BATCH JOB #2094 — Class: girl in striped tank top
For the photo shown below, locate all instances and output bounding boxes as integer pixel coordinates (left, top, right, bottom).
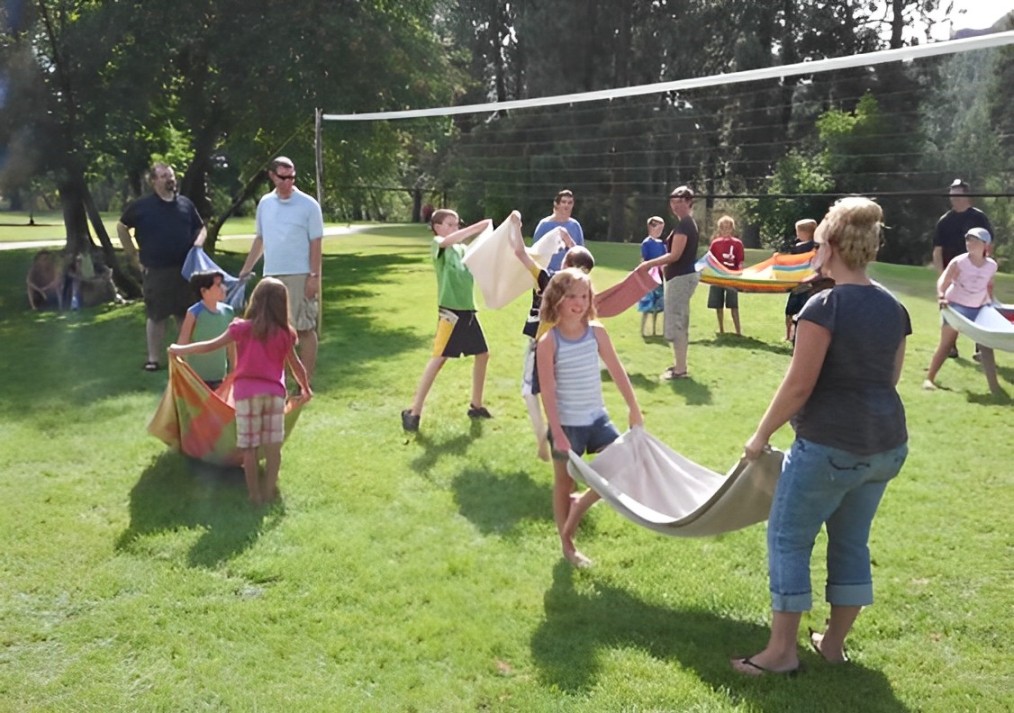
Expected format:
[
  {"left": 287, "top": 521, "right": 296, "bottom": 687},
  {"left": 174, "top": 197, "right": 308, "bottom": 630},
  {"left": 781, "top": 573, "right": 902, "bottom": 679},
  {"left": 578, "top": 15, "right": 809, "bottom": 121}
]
[{"left": 537, "top": 268, "right": 643, "bottom": 568}]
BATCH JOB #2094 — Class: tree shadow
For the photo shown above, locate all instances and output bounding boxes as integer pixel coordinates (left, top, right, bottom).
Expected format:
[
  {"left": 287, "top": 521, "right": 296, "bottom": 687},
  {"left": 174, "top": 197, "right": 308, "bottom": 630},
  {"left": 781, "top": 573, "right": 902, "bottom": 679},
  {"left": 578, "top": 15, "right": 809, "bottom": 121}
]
[
  {"left": 451, "top": 466, "right": 551, "bottom": 537},
  {"left": 0, "top": 249, "right": 424, "bottom": 417},
  {"left": 531, "top": 562, "right": 910, "bottom": 712},
  {"left": 115, "top": 451, "right": 281, "bottom": 568}
]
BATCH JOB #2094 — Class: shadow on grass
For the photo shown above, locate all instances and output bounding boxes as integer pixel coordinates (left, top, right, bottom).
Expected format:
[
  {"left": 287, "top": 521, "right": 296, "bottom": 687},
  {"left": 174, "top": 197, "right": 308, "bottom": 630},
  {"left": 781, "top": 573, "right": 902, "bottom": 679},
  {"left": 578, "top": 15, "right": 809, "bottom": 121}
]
[
  {"left": 452, "top": 466, "right": 550, "bottom": 536},
  {"left": 116, "top": 451, "right": 281, "bottom": 568},
  {"left": 0, "top": 249, "right": 424, "bottom": 417},
  {"left": 409, "top": 430, "right": 477, "bottom": 476},
  {"left": 698, "top": 333, "right": 795, "bottom": 356},
  {"left": 531, "top": 562, "right": 909, "bottom": 712}
]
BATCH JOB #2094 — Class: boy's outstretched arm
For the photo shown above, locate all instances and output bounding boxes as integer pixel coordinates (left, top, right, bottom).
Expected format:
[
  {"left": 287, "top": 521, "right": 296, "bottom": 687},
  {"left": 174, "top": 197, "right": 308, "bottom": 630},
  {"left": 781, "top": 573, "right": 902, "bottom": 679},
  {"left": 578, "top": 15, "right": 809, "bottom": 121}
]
[{"left": 436, "top": 218, "right": 493, "bottom": 248}]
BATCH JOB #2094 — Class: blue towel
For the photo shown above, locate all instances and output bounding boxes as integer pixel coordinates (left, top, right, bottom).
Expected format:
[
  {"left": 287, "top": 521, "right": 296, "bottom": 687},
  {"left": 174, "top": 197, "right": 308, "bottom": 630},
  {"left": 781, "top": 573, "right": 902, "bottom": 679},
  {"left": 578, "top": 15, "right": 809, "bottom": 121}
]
[{"left": 181, "top": 247, "right": 249, "bottom": 310}]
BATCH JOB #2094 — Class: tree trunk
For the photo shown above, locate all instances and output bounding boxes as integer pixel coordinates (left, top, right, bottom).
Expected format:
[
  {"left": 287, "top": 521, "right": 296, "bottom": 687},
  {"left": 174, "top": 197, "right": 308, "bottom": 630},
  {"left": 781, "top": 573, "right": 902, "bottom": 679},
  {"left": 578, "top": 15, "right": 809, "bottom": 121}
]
[
  {"left": 59, "top": 176, "right": 94, "bottom": 257},
  {"left": 83, "top": 186, "right": 141, "bottom": 298},
  {"left": 204, "top": 169, "right": 268, "bottom": 253}
]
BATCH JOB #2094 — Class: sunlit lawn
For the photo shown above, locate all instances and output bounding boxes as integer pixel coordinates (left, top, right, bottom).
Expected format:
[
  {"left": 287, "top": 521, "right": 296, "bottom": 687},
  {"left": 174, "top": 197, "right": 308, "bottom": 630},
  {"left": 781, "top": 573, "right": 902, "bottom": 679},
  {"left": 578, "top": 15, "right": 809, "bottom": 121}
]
[{"left": 0, "top": 227, "right": 1011, "bottom": 711}]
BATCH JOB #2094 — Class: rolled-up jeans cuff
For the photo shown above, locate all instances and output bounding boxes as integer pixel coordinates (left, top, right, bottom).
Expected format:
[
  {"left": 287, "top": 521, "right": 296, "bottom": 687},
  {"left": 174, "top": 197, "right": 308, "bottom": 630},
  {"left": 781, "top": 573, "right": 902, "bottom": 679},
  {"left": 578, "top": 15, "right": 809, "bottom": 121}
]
[
  {"left": 771, "top": 591, "right": 812, "bottom": 613},
  {"left": 826, "top": 582, "right": 873, "bottom": 607}
]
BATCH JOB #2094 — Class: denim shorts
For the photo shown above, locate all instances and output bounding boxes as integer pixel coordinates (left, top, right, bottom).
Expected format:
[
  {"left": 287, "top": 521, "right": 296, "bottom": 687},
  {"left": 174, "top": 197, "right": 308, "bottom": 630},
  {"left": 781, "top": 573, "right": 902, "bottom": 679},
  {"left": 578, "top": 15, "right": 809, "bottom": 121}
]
[
  {"left": 549, "top": 414, "right": 620, "bottom": 461},
  {"left": 767, "top": 438, "right": 908, "bottom": 612},
  {"left": 947, "top": 302, "right": 982, "bottom": 322}
]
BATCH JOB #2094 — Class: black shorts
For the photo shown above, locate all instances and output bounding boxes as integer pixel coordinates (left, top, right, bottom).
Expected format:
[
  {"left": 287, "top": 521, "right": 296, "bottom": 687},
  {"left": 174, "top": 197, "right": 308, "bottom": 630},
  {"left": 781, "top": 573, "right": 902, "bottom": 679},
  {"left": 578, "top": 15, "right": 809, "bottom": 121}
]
[
  {"left": 785, "top": 289, "right": 810, "bottom": 316},
  {"left": 707, "top": 285, "right": 739, "bottom": 309},
  {"left": 432, "top": 308, "right": 488, "bottom": 358},
  {"left": 143, "top": 266, "right": 192, "bottom": 321}
]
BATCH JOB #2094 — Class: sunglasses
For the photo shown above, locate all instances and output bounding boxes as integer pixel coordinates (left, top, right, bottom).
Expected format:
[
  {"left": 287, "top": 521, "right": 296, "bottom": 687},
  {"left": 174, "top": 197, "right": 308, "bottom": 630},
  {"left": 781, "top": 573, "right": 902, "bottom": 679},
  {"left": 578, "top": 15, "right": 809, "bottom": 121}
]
[{"left": 274, "top": 173, "right": 296, "bottom": 182}]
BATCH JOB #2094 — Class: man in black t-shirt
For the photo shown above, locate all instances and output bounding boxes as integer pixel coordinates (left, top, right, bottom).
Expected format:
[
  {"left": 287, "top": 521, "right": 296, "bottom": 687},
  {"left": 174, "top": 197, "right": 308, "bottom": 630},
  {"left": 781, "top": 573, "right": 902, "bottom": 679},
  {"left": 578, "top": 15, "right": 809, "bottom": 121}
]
[
  {"left": 117, "top": 163, "right": 206, "bottom": 371},
  {"left": 932, "top": 178, "right": 993, "bottom": 359}
]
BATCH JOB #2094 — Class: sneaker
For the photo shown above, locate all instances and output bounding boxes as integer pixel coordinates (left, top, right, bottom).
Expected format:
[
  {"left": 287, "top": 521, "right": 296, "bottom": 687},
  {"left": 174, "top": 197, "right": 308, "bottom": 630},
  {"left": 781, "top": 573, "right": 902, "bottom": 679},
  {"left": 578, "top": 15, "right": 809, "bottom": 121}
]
[
  {"left": 467, "top": 404, "right": 493, "bottom": 419},
  {"left": 948, "top": 347, "right": 959, "bottom": 359},
  {"left": 922, "top": 379, "right": 937, "bottom": 391},
  {"left": 401, "top": 409, "right": 420, "bottom": 432}
]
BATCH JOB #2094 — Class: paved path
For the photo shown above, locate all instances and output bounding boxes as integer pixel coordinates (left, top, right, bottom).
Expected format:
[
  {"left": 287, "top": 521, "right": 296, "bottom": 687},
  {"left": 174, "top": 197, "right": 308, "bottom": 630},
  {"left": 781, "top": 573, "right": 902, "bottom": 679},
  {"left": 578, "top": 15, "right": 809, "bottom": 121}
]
[{"left": 1, "top": 224, "right": 368, "bottom": 251}]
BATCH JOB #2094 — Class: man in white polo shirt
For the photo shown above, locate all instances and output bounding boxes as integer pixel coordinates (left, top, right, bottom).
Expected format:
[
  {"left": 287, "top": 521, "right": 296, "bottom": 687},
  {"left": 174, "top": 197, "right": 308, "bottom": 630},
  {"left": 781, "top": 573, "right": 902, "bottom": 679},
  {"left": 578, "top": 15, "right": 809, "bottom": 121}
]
[{"left": 240, "top": 156, "right": 324, "bottom": 379}]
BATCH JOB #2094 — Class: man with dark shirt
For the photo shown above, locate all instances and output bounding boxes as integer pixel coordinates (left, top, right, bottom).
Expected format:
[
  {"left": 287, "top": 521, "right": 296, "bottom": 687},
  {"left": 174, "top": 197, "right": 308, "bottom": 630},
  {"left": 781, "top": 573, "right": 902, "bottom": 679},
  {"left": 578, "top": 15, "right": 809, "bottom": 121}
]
[
  {"left": 932, "top": 178, "right": 993, "bottom": 358},
  {"left": 117, "top": 163, "right": 206, "bottom": 371}
]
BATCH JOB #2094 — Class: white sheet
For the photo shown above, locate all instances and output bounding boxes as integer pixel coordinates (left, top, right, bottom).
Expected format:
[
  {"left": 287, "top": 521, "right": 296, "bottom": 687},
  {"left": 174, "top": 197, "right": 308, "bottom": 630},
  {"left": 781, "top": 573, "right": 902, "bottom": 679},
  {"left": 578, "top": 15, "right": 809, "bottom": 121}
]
[
  {"left": 462, "top": 220, "right": 564, "bottom": 309},
  {"left": 941, "top": 304, "right": 1014, "bottom": 353},
  {"left": 568, "top": 427, "right": 783, "bottom": 537}
]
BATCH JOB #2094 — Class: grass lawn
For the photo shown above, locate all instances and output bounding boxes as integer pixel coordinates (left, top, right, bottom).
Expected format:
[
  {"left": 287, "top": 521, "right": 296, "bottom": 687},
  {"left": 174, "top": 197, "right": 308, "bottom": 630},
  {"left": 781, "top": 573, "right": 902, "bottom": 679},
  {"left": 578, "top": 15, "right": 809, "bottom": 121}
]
[
  {"left": 0, "top": 212, "right": 262, "bottom": 243},
  {"left": 0, "top": 226, "right": 1011, "bottom": 712}
]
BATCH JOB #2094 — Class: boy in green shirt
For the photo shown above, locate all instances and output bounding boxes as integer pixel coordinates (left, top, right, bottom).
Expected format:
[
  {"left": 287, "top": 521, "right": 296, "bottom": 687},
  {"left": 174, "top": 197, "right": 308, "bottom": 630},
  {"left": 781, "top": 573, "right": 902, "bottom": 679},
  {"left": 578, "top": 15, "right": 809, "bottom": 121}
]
[{"left": 402, "top": 209, "right": 493, "bottom": 432}]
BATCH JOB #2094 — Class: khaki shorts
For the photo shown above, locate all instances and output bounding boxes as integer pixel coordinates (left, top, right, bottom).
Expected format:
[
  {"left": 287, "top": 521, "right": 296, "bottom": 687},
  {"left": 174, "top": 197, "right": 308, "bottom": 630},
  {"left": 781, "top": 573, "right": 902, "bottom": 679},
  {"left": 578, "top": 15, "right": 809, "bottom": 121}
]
[
  {"left": 275, "top": 274, "right": 319, "bottom": 332},
  {"left": 663, "top": 272, "right": 700, "bottom": 342}
]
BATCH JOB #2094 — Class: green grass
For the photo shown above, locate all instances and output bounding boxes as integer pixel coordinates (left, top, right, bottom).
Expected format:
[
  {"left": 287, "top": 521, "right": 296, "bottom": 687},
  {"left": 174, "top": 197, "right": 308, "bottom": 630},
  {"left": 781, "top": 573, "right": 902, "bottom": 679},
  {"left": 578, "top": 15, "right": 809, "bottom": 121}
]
[{"left": 0, "top": 228, "right": 1011, "bottom": 712}]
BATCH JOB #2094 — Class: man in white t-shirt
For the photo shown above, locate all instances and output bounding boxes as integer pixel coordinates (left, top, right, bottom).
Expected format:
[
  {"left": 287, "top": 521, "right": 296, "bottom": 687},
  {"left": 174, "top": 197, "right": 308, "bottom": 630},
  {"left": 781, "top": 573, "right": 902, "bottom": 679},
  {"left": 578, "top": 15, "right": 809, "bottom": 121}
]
[{"left": 240, "top": 156, "right": 324, "bottom": 379}]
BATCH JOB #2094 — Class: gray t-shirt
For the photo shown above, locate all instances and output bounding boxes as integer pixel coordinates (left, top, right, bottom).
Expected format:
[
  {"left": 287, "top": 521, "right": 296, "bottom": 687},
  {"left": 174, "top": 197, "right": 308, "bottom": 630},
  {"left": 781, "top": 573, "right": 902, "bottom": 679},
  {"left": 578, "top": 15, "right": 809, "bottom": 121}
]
[{"left": 792, "top": 283, "right": 910, "bottom": 455}]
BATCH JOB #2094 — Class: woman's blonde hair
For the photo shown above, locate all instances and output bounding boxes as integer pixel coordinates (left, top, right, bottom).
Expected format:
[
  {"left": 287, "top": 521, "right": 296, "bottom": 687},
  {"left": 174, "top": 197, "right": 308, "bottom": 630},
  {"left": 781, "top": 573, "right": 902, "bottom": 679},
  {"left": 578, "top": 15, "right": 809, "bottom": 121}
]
[
  {"left": 245, "top": 277, "right": 295, "bottom": 340},
  {"left": 815, "top": 197, "right": 883, "bottom": 270},
  {"left": 716, "top": 214, "right": 736, "bottom": 232},
  {"left": 539, "top": 268, "right": 596, "bottom": 324}
]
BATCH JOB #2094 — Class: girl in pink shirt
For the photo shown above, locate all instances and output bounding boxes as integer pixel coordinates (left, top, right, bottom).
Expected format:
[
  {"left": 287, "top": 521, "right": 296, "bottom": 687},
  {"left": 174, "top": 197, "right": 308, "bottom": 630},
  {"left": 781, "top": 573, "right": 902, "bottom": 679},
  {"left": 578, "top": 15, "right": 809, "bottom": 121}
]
[
  {"left": 170, "top": 277, "right": 312, "bottom": 504},
  {"left": 924, "top": 228, "right": 1001, "bottom": 394}
]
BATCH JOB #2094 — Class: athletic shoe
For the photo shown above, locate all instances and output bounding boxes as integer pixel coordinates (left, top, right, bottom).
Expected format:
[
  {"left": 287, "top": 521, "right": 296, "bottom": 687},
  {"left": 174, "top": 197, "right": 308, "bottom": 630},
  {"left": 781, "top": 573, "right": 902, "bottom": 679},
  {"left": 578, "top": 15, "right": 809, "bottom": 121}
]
[
  {"left": 401, "top": 409, "right": 420, "bottom": 432},
  {"left": 467, "top": 405, "right": 492, "bottom": 419},
  {"left": 948, "top": 347, "right": 959, "bottom": 359}
]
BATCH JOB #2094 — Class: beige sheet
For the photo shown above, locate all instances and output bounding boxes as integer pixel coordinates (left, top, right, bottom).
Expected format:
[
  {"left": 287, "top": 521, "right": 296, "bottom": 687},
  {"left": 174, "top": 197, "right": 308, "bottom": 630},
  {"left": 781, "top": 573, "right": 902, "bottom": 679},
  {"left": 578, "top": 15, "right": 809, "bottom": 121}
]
[
  {"left": 568, "top": 426, "right": 783, "bottom": 537},
  {"left": 462, "top": 220, "right": 564, "bottom": 309}
]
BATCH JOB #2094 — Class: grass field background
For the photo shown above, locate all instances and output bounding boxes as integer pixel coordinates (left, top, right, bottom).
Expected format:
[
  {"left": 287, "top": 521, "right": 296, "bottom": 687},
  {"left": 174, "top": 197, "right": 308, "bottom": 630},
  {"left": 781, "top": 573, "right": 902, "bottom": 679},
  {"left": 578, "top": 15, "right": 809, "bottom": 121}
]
[{"left": 1, "top": 223, "right": 1011, "bottom": 711}]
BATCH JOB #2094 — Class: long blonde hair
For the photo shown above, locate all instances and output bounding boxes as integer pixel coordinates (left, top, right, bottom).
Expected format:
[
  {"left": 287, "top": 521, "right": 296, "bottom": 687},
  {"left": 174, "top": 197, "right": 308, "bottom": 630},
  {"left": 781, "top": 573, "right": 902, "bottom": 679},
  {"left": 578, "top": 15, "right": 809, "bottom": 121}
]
[
  {"left": 244, "top": 277, "right": 296, "bottom": 340},
  {"left": 539, "top": 268, "right": 596, "bottom": 324}
]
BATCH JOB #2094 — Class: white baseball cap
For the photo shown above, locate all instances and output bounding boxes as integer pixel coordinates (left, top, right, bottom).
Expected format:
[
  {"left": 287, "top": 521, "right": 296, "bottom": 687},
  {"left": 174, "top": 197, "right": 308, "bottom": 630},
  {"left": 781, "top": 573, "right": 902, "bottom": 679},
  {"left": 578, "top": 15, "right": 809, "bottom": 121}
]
[{"left": 965, "top": 227, "right": 991, "bottom": 245}]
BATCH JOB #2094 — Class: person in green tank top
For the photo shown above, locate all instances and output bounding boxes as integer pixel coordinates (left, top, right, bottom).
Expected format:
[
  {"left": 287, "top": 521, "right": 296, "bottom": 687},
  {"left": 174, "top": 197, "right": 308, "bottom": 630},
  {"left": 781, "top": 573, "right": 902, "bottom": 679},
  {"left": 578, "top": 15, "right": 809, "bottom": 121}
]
[
  {"left": 176, "top": 271, "right": 235, "bottom": 389},
  {"left": 401, "top": 209, "right": 494, "bottom": 433}
]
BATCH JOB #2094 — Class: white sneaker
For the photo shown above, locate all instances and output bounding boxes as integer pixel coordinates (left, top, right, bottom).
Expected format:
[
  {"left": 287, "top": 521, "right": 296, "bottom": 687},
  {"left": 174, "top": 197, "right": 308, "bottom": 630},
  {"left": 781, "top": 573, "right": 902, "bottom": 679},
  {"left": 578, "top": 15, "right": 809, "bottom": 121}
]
[{"left": 922, "top": 379, "right": 937, "bottom": 391}]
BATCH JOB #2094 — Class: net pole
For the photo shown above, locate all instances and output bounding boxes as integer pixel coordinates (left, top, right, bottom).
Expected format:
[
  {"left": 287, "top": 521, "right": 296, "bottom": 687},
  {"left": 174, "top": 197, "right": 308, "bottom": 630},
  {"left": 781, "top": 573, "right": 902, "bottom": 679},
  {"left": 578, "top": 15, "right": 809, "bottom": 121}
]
[{"left": 314, "top": 107, "right": 324, "bottom": 343}]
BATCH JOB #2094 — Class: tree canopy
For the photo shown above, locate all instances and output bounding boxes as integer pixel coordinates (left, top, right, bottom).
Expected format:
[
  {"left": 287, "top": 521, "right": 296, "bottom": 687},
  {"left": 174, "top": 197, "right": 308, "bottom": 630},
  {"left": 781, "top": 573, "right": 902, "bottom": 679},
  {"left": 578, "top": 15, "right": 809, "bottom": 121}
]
[{"left": 1, "top": 1, "right": 1011, "bottom": 270}]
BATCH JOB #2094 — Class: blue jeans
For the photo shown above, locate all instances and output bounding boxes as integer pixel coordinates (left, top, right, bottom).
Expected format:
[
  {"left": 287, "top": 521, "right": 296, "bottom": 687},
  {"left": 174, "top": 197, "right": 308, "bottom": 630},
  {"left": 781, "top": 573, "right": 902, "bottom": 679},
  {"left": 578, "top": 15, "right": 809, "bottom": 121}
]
[{"left": 768, "top": 438, "right": 908, "bottom": 612}]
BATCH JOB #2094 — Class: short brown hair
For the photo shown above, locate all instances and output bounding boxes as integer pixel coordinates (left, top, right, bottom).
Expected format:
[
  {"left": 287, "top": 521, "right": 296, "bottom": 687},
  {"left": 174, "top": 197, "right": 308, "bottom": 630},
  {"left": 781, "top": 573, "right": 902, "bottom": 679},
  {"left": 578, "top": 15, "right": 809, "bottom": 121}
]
[
  {"left": 429, "top": 208, "right": 459, "bottom": 233},
  {"left": 554, "top": 189, "right": 575, "bottom": 205},
  {"left": 189, "top": 270, "right": 224, "bottom": 295},
  {"left": 562, "top": 245, "right": 595, "bottom": 272},
  {"left": 270, "top": 156, "right": 295, "bottom": 173},
  {"left": 669, "top": 185, "right": 694, "bottom": 204}
]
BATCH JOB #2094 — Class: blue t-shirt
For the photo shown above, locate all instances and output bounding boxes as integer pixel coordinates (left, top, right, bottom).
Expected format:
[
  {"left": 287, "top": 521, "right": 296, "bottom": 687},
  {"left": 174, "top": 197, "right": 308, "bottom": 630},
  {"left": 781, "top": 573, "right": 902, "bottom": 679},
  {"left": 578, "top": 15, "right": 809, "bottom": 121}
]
[
  {"left": 120, "top": 194, "right": 203, "bottom": 269},
  {"left": 533, "top": 217, "right": 585, "bottom": 272}
]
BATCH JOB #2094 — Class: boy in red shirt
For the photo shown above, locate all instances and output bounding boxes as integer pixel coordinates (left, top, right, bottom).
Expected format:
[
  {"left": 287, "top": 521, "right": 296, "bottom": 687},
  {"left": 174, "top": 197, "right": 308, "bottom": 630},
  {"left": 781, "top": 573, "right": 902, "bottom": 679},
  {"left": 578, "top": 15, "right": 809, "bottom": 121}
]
[{"left": 707, "top": 215, "right": 745, "bottom": 335}]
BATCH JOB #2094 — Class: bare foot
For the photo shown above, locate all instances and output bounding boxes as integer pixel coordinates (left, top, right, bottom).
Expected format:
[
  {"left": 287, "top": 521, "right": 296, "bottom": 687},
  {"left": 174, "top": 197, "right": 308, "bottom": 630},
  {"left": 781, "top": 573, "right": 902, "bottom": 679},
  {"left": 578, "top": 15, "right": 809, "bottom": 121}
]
[{"left": 564, "top": 549, "right": 593, "bottom": 569}]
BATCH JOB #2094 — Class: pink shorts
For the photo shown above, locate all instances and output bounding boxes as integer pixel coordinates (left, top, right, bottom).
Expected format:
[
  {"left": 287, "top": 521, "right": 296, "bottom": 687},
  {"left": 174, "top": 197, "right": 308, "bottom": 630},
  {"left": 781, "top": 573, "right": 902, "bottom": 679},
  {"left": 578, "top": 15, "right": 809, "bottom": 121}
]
[{"left": 235, "top": 395, "right": 286, "bottom": 448}]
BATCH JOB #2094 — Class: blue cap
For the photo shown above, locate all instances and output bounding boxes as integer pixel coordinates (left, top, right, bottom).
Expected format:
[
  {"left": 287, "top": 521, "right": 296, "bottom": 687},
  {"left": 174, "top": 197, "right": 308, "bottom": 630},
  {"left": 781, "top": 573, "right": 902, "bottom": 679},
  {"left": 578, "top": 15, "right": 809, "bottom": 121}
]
[{"left": 965, "top": 227, "right": 991, "bottom": 245}]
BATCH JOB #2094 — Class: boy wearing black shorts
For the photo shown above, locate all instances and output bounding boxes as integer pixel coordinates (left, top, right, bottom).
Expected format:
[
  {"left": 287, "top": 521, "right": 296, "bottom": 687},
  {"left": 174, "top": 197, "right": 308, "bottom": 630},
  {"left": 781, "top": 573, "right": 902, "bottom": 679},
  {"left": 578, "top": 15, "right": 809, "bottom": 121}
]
[{"left": 402, "top": 209, "right": 494, "bottom": 432}]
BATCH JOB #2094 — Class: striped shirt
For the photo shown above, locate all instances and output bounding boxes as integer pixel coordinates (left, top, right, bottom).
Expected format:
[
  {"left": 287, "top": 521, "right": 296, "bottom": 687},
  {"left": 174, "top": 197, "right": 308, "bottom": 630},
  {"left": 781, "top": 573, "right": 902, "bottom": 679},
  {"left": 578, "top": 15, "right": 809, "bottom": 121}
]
[{"left": 552, "top": 324, "right": 606, "bottom": 426}]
